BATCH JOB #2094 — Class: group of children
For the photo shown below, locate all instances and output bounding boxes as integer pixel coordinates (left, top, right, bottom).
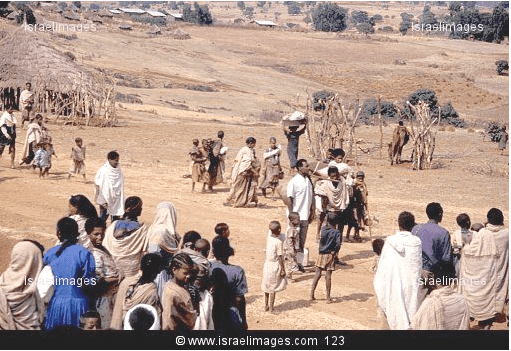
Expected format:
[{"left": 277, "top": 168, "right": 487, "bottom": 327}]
[
  {"left": 189, "top": 134, "right": 284, "bottom": 200},
  {"left": 261, "top": 210, "right": 342, "bottom": 312}
]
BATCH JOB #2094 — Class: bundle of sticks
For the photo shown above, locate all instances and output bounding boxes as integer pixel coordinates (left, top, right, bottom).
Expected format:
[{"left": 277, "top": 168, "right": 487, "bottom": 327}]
[
  {"left": 304, "top": 91, "right": 361, "bottom": 165},
  {"left": 406, "top": 100, "right": 439, "bottom": 170}
]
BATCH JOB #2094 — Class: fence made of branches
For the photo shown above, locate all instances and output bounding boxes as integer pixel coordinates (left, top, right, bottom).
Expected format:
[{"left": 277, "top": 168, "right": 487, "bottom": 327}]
[
  {"left": 32, "top": 72, "right": 116, "bottom": 127},
  {"left": 304, "top": 92, "right": 361, "bottom": 164}
]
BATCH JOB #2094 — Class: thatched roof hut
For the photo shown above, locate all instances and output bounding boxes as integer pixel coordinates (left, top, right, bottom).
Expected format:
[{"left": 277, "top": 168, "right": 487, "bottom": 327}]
[
  {"left": 0, "top": 29, "right": 116, "bottom": 126},
  {"left": 119, "top": 23, "right": 132, "bottom": 30},
  {"left": 171, "top": 28, "right": 190, "bottom": 40},
  {"left": 63, "top": 10, "right": 80, "bottom": 21},
  {"left": 6, "top": 11, "right": 18, "bottom": 21},
  {"left": 147, "top": 25, "right": 161, "bottom": 35},
  {"left": 98, "top": 8, "right": 114, "bottom": 17},
  {"left": 91, "top": 15, "right": 103, "bottom": 24}
]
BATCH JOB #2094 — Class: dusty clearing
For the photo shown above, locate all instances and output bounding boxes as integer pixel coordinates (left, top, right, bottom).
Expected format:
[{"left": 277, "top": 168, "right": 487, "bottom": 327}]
[{"left": 0, "top": 2, "right": 508, "bottom": 331}]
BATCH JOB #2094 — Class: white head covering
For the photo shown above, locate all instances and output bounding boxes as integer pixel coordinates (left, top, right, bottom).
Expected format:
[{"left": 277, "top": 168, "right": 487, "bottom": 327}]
[
  {"left": 0, "top": 241, "right": 44, "bottom": 330},
  {"left": 147, "top": 202, "right": 180, "bottom": 254},
  {"left": 123, "top": 304, "right": 160, "bottom": 330}
]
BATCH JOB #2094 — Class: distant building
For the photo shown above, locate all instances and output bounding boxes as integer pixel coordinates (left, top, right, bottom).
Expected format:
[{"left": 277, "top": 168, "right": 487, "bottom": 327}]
[
  {"left": 252, "top": 20, "right": 276, "bottom": 27},
  {"left": 146, "top": 10, "right": 166, "bottom": 17}
]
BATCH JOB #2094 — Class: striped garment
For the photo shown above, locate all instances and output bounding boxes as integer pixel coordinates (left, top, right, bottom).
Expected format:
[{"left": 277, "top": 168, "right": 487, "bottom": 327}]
[{"left": 411, "top": 285, "right": 470, "bottom": 330}]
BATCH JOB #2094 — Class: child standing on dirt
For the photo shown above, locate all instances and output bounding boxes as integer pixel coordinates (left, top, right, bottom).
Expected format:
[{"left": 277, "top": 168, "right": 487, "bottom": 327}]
[
  {"left": 346, "top": 171, "right": 369, "bottom": 243},
  {"left": 190, "top": 139, "right": 208, "bottom": 192},
  {"left": 33, "top": 142, "right": 52, "bottom": 178},
  {"left": 284, "top": 212, "right": 301, "bottom": 282},
  {"left": 69, "top": 137, "right": 86, "bottom": 181},
  {"left": 310, "top": 212, "right": 341, "bottom": 303},
  {"left": 261, "top": 221, "right": 287, "bottom": 312},
  {"left": 371, "top": 238, "right": 384, "bottom": 273},
  {"left": 451, "top": 213, "right": 473, "bottom": 279},
  {"left": 260, "top": 137, "right": 283, "bottom": 199}
]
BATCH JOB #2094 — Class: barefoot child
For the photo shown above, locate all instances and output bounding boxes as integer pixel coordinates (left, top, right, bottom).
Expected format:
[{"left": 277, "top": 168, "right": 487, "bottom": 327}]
[
  {"left": 260, "top": 137, "right": 283, "bottom": 199},
  {"left": 310, "top": 211, "right": 341, "bottom": 303},
  {"left": 86, "top": 217, "right": 120, "bottom": 329},
  {"left": 451, "top": 213, "right": 473, "bottom": 278},
  {"left": 161, "top": 253, "right": 197, "bottom": 331},
  {"left": 33, "top": 142, "right": 52, "bottom": 178},
  {"left": 261, "top": 221, "right": 287, "bottom": 312},
  {"left": 284, "top": 212, "right": 301, "bottom": 282},
  {"left": 190, "top": 139, "right": 208, "bottom": 192},
  {"left": 69, "top": 137, "right": 86, "bottom": 181}
]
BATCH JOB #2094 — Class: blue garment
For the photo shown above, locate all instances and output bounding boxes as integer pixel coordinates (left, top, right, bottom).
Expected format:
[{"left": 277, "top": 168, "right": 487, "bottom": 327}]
[
  {"left": 285, "top": 129, "right": 304, "bottom": 168},
  {"left": 43, "top": 244, "right": 96, "bottom": 330},
  {"left": 319, "top": 226, "right": 341, "bottom": 254},
  {"left": 210, "top": 261, "right": 248, "bottom": 296},
  {"left": 411, "top": 222, "right": 454, "bottom": 277}
]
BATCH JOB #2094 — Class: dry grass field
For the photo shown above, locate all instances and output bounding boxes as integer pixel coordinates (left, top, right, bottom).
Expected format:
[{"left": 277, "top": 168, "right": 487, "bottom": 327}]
[{"left": 0, "top": 1, "right": 508, "bottom": 331}]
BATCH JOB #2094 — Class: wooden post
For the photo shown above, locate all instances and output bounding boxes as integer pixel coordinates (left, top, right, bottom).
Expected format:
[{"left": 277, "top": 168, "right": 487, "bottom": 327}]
[{"left": 378, "top": 95, "right": 382, "bottom": 158}]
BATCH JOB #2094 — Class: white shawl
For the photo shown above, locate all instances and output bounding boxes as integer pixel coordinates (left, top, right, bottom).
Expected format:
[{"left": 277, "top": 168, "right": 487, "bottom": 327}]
[
  {"left": 230, "top": 146, "right": 254, "bottom": 182},
  {"left": 459, "top": 224, "right": 509, "bottom": 321},
  {"left": 373, "top": 230, "right": 423, "bottom": 330},
  {"left": 95, "top": 161, "right": 125, "bottom": 217}
]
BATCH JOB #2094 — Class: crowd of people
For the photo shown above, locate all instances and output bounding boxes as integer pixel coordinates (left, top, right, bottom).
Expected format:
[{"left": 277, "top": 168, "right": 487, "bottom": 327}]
[
  {"left": 0, "top": 100, "right": 508, "bottom": 333},
  {"left": 373, "top": 204, "right": 509, "bottom": 330}
]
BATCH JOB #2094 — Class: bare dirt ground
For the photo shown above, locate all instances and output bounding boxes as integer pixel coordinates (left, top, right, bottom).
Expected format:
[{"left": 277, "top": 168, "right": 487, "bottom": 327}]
[{"left": 0, "top": 2, "right": 508, "bottom": 331}]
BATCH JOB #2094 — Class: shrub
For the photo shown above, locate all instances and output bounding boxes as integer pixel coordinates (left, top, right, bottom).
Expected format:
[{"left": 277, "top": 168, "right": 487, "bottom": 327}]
[
  {"left": 359, "top": 98, "right": 398, "bottom": 124},
  {"left": 287, "top": 2, "right": 301, "bottom": 15},
  {"left": 312, "top": 90, "right": 334, "bottom": 111},
  {"left": 496, "top": 60, "right": 509, "bottom": 75},
  {"left": 312, "top": 2, "right": 348, "bottom": 32},
  {"left": 379, "top": 25, "right": 394, "bottom": 32},
  {"left": 351, "top": 10, "right": 369, "bottom": 24},
  {"left": 485, "top": 121, "right": 506, "bottom": 142},
  {"left": 356, "top": 22, "right": 375, "bottom": 34},
  {"left": 406, "top": 88, "right": 439, "bottom": 116},
  {"left": 440, "top": 102, "right": 465, "bottom": 128},
  {"left": 237, "top": 1, "right": 245, "bottom": 10},
  {"left": 373, "top": 14, "right": 383, "bottom": 22}
]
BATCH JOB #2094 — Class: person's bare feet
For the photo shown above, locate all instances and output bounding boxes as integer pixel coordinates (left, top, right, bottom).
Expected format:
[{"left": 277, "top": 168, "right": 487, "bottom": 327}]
[
  {"left": 264, "top": 305, "right": 269, "bottom": 312},
  {"left": 309, "top": 296, "right": 316, "bottom": 302},
  {"left": 326, "top": 298, "right": 333, "bottom": 304}
]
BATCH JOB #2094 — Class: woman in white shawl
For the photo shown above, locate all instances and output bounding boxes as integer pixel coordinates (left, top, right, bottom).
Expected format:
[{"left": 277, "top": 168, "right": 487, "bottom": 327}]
[
  {"left": 226, "top": 137, "right": 260, "bottom": 208},
  {"left": 147, "top": 201, "right": 181, "bottom": 298},
  {"left": 104, "top": 196, "right": 149, "bottom": 280},
  {"left": 19, "top": 113, "right": 44, "bottom": 165},
  {"left": 0, "top": 240, "right": 44, "bottom": 330}
]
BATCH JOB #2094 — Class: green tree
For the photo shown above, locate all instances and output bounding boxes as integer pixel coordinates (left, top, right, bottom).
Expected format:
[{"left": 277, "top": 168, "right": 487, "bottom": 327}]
[
  {"left": 237, "top": 1, "right": 245, "bottom": 10},
  {"left": 492, "top": 2, "right": 509, "bottom": 41},
  {"left": 312, "top": 2, "right": 348, "bottom": 32}
]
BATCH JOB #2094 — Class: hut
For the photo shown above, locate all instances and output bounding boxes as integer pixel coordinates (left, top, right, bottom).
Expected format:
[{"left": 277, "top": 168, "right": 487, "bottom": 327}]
[
  {"left": 147, "top": 25, "right": 162, "bottom": 35},
  {"left": 0, "top": 29, "right": 116, "bottom": 126},
  {"left": 98, "top": 8, "right": 114, "bottom": 18},
  {"left": 6, "top": 11, "right": 18, "bottom": 21},
  {"left": 91, "top": 15, "right": 103, "bottom": 24},
  {"left": 119, "top": 23, "right": 132, "bottom": 31},
  {"left": 63, "top": 10, "right": 80, "bottom": 21},
  {"left": 171, "top": 28, "right": 190, "bottom": 40}
]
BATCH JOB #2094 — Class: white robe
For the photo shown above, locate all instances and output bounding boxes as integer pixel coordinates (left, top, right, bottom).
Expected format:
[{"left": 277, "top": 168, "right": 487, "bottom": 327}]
[
  {"left": 95, "top": 161, "right": 125, "bottom": 217},
  {"left": 373, "top": 230, "right": 423, "bottom": 330},
  {"left": 459, "top": 224, "right": 509, "bottom": 321}
]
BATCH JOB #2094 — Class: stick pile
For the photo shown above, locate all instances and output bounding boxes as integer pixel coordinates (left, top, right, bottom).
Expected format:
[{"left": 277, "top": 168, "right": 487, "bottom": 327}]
[
  {"left": 407, "top": 101, "right": 439, "bottom": 170},
  {"left": 304, "top": 92, "right": 361, "bottom": 164}
]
